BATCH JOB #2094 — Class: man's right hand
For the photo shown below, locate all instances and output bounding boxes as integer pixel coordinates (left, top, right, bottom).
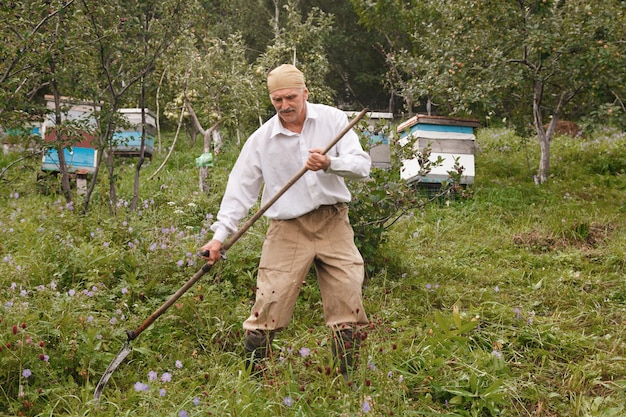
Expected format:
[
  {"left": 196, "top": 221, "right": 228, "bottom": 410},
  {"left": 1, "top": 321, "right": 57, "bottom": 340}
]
[{"left": 200, "top": 239, "right": 223, "bottom": 265}]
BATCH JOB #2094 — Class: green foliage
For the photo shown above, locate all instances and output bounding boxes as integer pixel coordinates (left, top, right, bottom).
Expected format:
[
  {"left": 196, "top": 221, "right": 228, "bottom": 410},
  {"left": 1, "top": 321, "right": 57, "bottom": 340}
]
[
  {"left": 351, "top": 0, "right": 626, "bottom": 183},
  {"left": 257, "top": 0, "right": 336, "bottom": 105}
]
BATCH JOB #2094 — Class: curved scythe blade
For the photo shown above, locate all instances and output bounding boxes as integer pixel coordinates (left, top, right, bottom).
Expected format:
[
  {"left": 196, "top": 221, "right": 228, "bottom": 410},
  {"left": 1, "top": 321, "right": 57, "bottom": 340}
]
[{"left": 93, "top": 341, "right": 133, "bottom": 403}]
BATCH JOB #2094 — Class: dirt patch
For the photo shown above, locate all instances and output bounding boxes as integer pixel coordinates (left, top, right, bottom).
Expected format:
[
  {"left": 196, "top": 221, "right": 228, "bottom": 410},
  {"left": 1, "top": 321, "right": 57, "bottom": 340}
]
[
  {"left": 513, "top": 222, "right": 614, "bottom": 252},
  {"left": 543, "top": 120, "right": 582, "bottom": 137}
]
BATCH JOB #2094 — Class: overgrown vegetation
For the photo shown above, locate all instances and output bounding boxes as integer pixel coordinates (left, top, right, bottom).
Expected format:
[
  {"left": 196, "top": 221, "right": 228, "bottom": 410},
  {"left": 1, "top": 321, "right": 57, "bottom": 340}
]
[{"left": 1, "top": 126, "right": 625, "bottom": 416}]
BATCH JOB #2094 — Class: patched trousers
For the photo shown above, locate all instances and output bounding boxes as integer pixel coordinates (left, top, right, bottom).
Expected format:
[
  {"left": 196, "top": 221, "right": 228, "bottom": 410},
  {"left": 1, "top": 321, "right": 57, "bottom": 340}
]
[{"left": 243, "top": 203, "right": 368, "bottom": 332}]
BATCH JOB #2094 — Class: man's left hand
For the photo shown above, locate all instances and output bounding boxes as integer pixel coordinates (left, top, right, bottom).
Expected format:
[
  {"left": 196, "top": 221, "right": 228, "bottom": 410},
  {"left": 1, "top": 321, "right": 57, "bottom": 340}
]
[{"left": 306, "top": 148, "right": 330, "bottom": 171}]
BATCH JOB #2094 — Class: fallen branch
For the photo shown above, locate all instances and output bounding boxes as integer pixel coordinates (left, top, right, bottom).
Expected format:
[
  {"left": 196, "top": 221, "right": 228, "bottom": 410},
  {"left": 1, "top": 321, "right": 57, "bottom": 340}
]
[
  {"left": 0, "top": 149, "right": 44, "bottom": 181},
  {"left": 147, "top": 103, "right": 186, "bottom": 181}
]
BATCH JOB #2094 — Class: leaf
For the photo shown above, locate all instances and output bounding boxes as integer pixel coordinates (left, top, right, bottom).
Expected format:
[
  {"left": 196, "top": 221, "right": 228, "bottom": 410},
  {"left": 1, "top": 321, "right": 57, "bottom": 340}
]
[
  {"left": 434, "top": 311, "right": 450, "bottom": 333},
  {"left": 482, "top": 379, "right": 504, "bottom": 397}
]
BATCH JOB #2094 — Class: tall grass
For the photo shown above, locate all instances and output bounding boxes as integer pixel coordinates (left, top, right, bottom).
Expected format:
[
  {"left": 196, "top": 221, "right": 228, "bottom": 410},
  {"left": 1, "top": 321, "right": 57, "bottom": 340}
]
[{"left": 1, "top": 127, "right": 625, "bottom": 416}]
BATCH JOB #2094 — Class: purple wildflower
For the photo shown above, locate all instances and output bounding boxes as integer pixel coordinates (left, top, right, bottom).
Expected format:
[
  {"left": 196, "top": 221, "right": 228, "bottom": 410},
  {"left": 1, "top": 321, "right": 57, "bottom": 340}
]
[
  {"left": 161, "top": 372, "right": 172, "bottom": 382},
  {"left": 299, "top": 347, "right": 311, "bottom": 357},
  {"left": 134, "top": 381, "right": 149, "bottom": 392},
  {"left": 284, "top": 396, "right": 293, "bottom": 407},
  {"left": 22, "top": 369, "right": 32, "bottom": 378}
]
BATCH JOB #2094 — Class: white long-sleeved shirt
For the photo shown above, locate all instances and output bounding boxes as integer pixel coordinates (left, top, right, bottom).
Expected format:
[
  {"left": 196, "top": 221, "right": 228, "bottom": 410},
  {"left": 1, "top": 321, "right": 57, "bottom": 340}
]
[{"left": 210, "top": 102, "right": 371, "bottom": 243}]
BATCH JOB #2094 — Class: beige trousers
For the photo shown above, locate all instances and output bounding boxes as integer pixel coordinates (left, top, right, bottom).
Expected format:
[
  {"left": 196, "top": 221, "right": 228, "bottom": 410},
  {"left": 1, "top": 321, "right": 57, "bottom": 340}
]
[{"left": 243, "top": 203, "right": 368, "bottom": 331}]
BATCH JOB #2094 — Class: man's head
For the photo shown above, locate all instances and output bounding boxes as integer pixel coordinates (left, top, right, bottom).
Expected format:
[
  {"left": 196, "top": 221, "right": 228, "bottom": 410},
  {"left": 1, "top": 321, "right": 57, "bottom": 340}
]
[{"left": 267, "top": 64, "right": 309, "bottom": 130}]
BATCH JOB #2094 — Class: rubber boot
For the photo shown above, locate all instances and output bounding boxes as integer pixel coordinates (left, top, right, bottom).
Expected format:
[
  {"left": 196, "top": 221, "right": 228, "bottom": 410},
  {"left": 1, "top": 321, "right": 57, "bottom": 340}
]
[
  {"left": 332, "top": 327, "right": 360, "bottom": 382},
  {"left": 244, "top": 329, "right": 275, "bottom": 375}
]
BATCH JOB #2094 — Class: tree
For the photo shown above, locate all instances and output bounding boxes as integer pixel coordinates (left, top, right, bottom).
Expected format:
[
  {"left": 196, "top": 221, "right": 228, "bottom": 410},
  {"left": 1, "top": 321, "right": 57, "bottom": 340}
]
[
  {"left": 192, "top": 0, "right": 391, "bottom": 110},
  {"left": 303, "top": 0, "right": 389, "bottom": 111},
  {"left": 351, "top": 0, "right": 626, "bottom": 183},
  {"left": 256, "top": 0, "right": 336, "bottom": 104},
  {"left": 161, "top": 32, "right": 266, "bottom": 193},
  {"left": 0, "top": 0, "right": 75, "bottom": 124},
  {"left": 42, "top": 1, "right": 85, "bottom": 203},
  {"left": 77, "top": 0, "right": 193, "bottom": 214}
]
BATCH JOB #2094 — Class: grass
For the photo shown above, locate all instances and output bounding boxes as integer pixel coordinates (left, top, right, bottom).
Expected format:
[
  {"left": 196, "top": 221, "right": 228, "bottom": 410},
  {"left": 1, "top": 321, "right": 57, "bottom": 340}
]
[{"left": 1, "top": 126, "right": 625, "bottom": 416}]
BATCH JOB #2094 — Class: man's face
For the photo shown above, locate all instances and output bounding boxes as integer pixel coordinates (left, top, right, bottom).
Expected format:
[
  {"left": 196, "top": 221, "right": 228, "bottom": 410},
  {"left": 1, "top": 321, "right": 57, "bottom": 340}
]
[{"left": 270, "top": 87, "right": 308, "bottom": 126}]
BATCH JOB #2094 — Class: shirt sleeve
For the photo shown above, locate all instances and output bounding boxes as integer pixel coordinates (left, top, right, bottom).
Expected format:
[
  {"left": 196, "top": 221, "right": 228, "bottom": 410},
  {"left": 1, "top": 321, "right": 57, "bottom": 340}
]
[
  {"left": 325, "top": 112, "right": 371, "bottom": 179},
  {"left": 210, "top": 137, "right": 263, "bottom": 242}
]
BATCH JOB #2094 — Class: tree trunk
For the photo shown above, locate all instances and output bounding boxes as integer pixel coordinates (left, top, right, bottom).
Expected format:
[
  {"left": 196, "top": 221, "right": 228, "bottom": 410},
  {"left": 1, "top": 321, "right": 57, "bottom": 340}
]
[
  {"left": 50, "top": 82, "right": 72, "bottom": 203},
  {"left": 199, "top": 129, "right": 212, "bottom": 193},
  {"left": 533, "top": 81, "right": 570, "bottom": 185},
  {"left": 533, "top": 80, "right": 549, "bottom": 184},
  {"left": 131, "top": 79, "right": 148, "bottom": 211},
  {"left": 183, "top": 96, "right": 220, "bottom": 194},
  {"left": 81, "top": 145, "right": 105, "bottom": 215},
  {"left": 106, "top": 147, "right": 117, "bottom": 215}
]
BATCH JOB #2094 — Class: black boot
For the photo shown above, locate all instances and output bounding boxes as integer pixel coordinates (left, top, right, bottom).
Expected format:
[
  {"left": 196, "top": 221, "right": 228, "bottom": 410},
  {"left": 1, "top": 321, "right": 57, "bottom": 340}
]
[
  {"left": 332, "top": 327, "right": 361, "bottom": 381},
  {"left": 244, "top": 329, "right": 275, "bottom": 375}
]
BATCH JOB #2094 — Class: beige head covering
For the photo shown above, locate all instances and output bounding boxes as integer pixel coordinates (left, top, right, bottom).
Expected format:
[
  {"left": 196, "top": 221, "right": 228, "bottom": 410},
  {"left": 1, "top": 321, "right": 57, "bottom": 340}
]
[{"left": 267, "top": 64, "right": 306, "bottom": 93}]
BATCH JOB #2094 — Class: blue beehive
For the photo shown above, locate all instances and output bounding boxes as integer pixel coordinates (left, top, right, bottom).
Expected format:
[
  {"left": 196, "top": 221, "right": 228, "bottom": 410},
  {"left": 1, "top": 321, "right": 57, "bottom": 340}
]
[
  {"left": 41, "top": 95, "right": 99, "bottom": 174},
  {"left": 42, "top": 147, "right": 98, "bottom": 173},
  {"left": 345, "top": 111, "right": 394, "bottom": 168},
  {"left": 397, "top": 115, "right": 479, "bottom": 185},
  {"left": 114, "top": 108, "right": 156, "bottom": 157}
]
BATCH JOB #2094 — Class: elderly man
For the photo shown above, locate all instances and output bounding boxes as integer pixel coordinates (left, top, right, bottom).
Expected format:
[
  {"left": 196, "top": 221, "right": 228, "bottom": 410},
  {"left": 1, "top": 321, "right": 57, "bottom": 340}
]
[{"left": 200, "top": 64, "right": 370, "bottom": 380}]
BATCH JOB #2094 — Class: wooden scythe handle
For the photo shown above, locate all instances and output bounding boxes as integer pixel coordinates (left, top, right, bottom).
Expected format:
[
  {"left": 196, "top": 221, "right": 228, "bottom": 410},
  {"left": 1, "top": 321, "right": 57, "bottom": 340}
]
[{"left": 127, "top": 107, "right": 369, "bottom": 341}]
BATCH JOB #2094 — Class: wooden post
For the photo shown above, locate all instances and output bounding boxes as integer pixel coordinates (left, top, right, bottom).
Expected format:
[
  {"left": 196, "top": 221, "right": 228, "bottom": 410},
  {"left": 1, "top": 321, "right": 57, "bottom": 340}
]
[{"left": 76, "top": 169, "right": 88, "bottom": 195}]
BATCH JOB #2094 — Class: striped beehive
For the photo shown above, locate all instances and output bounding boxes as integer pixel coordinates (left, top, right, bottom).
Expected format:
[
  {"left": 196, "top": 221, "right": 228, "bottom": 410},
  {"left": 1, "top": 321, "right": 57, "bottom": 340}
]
[
  {"left": 396, "top": 115, "right": 479, "bottom": 185},
  {"left": 113, "top": 108, "right": 156, "bottom": 158}
]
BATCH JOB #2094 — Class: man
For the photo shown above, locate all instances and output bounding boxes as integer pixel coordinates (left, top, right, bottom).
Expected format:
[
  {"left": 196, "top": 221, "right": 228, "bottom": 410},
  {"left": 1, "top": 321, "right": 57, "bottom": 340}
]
[{"left": 200, "top": 64, "right": 370, "bottom": 380}]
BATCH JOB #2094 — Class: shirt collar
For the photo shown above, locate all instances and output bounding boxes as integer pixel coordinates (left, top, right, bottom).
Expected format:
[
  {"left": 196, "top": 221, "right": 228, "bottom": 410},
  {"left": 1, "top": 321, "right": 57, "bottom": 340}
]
[{"left": 269, "top": 102, "right": 317, "bottom": 138}]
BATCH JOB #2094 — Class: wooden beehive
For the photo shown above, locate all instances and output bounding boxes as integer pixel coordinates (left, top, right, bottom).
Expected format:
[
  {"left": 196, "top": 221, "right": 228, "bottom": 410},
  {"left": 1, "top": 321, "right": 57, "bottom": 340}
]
[
  {"left": 113, "top": 108, "right": 156, "bottom": 158},
  {"left": 396, "top": 115, "right": 479, "bottom": 185},
  {"left": 345, "top": 110, "right": 393, "bottom": 168},
  {"left": 41, "top": 95, "right": 99, "bottom": 173}
]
